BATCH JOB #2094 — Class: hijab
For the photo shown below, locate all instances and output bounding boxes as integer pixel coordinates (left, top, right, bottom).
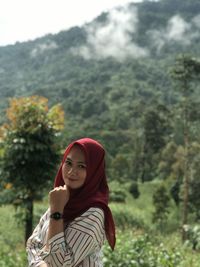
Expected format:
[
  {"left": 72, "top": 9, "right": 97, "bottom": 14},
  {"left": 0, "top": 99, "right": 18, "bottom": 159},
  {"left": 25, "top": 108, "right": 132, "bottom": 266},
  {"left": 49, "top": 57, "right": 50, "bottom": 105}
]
[{"left": 54, "top": 137, "right": 116, "bottom": 250}]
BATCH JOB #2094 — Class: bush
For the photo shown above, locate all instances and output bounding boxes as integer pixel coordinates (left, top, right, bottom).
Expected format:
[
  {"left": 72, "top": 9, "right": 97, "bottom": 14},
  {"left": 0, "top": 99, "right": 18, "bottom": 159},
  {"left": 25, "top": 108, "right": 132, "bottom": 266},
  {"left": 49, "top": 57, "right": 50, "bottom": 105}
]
[
  {"left": 129, "top": 182, "right": 140, "bottom": 199},
  {"left": 103, "top": 231, "right": 182, "bottom": 267},
  {"left": 111, "top": 205, "right": 146, "bottom": 230},
  {"left": 109, "top": 181, "right": 127, "bottom": 203},
  {"left": 0, "top": 250, "right": 27, "bottom": 267},
  {"left": 110, "top": 189, "right": 126, "bottom": 203},
  {"left": 184, "top": 225, "right": 200, "bottom": 250}
]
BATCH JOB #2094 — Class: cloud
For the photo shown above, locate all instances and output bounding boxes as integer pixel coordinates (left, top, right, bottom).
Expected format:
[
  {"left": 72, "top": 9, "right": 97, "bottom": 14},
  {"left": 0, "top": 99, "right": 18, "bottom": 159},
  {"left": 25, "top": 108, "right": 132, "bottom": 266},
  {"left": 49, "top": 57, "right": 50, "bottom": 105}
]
[
  {"left": 167, "top": 15, "right": 190, "bottom": 42},
  {"left": 148, "top": 14, "right": 200, "bottom": 52},
  {"left": 192, "top": 14, "right": 200, "bottom": 29},
  {"left": 30, "top": 41, "right": 58, "bottom": 57},
  {"left": 71, "top": 6, "right": 148, "bottom": 62}
]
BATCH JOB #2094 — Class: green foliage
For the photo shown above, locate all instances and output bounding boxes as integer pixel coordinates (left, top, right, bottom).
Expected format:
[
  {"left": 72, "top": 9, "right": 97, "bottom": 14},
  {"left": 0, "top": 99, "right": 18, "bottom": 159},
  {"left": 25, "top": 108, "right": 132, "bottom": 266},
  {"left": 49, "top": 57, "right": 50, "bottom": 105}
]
[
  {"left": 0, "top": 0, "right": 199, "bottom": 256},
  {"left": 143, "top": 105, "right": 171, "bottom": 153},
  {"left": 152, "top": 184, "right": 170, "bottom": 227},
  {"left": 129, "top": 181, "right": 140, "bottom": 199},
  {"left": 185, "top": 225, "right": 200, "bottom": 250},
  {"left": 170, "top": 178, "right": 181, "bottom": 206},
  {"left": 110, "top": 153, "right": 130, "bottom": 181},
  {"left": 109, "top": 189, "right": 126, "bottom": 203},
  {"left": 0, "top": 96, "right": 64, "bottom": 241},
  {"left": 1, "top": 184, "right": 200, "bottom": 267},
  {"left": 0, "top": 205, "right": 27, "bottom": 266},
  {"left": 171, "top": 55, "right": 200, "bottom": 91},
  {"left": 109, "top": 181, "right": 127, "bottom": 203},
  {"left": 103, "top": 231, "right": 182, "bottom": 267},
  {"left": 171, "top": 54, "right": 200, "bottom": 240},
  {"left": 0, "top": 96, "right": 64, "bottom": 200},
  {"left": 0, "top": 250, "right": 26, "bottom": 267},
  {"left": 141, "top": 104, "right": 172, "bottom": 182},
  {"left": 111, "top": 205, "right": 146, "bottom": 230},
  {"left": 0, "top": 0, "right": 199, "bottom": 159}
]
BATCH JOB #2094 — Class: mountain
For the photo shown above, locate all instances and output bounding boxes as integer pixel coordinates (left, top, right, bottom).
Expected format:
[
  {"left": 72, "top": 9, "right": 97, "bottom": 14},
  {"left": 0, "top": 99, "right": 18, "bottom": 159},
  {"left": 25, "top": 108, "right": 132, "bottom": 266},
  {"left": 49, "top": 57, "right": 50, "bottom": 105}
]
[{"left": 0, "top": 0, "right": 200, "bottom": 154}]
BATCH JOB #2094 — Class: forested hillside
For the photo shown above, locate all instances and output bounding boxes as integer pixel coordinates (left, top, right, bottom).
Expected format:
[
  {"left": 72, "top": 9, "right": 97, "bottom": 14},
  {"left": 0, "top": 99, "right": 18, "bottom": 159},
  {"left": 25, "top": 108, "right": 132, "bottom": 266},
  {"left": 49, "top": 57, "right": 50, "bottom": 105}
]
[{"left": 0, "top": 0, "right": 200, "bottom": 171}]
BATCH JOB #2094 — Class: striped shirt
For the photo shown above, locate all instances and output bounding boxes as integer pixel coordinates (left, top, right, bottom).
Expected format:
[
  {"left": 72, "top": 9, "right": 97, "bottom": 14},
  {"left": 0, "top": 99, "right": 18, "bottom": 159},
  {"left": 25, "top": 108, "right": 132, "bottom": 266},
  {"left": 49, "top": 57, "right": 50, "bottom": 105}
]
[{"left": 26, "top": 207, "right": 105, "bottom": 267}]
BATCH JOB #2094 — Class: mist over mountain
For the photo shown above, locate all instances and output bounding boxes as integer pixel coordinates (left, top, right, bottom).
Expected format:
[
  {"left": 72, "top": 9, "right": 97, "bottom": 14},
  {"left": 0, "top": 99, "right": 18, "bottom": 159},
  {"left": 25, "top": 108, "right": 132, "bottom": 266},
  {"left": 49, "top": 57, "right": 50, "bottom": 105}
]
[{"left": 0, "top": 0, "right": 199, "bottom": 147}]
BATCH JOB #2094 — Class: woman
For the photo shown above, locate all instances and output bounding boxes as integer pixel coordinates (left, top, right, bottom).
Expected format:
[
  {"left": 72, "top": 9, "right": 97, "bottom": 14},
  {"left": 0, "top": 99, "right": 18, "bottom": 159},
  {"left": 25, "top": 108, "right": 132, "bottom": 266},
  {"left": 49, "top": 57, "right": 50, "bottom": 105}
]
[{"left": 26, "top": 137, "right": 116, "bottom": 267}]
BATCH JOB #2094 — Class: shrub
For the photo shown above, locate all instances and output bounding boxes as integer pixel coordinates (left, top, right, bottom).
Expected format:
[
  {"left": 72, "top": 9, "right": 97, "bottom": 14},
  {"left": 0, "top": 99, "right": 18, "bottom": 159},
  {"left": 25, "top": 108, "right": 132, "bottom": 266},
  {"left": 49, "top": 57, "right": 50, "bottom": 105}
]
[
  {"left": 0, "top": 249, "right": 27, "bottom": 267},
  {"left": 103, "top": 232, "right": 182, "bottom": 267},
  {"left": 111, "top": 205, "right": 146, "bottom": 230},
  {"left": 109, "top": 181, "right": 127, "bottom": 203},
  {"left": 110, "top": 189, "right": 126, "bottom": 203},
  {"left": 184, "top": 225, "right": 200, "bottom": 250},
  {"left": 152, "top": 184, "right": 170, "bottom": 229},
  {"left": 129, "top": 181, "right": 140, "bottom": 199}
]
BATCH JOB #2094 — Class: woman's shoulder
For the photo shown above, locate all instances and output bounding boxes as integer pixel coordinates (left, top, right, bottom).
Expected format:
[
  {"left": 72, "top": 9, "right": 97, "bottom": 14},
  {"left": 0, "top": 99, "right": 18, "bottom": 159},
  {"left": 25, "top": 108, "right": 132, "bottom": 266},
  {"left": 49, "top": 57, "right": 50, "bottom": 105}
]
[
  {"left": 68, "top": 207, "right": 105, "bottom": 244},
  {"left": 82, "top": 207, "right": 105, "bottom": 226},
  {"left": 69, "top": 207, "right": 105, "bottom": 231},
  {"left": 83, "top": 207, "right": 105, "bottom": 218}
]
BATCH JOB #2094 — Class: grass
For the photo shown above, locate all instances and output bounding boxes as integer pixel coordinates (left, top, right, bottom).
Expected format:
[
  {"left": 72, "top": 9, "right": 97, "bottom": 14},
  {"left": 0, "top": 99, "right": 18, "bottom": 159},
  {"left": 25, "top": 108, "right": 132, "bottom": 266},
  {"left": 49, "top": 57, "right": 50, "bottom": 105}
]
[
  {"left": 0, "top": 205, "right": 24, "bottom": 249},
  {"left": 0, "top": 205, "right": 26, "bottom": 267},
  {"left": 0, "top": 181, "right": 200, "bottom": 266}
]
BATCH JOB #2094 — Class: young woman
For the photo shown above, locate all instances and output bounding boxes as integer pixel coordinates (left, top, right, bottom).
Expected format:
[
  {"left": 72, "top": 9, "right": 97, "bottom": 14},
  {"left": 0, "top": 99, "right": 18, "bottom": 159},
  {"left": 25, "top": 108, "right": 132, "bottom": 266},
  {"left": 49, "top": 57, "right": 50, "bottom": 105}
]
[{"left": 26, "top": 137, "right": 116, "bottom": 267}]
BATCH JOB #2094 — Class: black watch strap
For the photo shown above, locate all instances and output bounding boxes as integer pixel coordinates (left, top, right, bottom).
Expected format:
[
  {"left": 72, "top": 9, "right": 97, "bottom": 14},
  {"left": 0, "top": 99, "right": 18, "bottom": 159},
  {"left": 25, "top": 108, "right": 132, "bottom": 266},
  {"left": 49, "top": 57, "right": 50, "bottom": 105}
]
[{"left": 50, "top": 212, "right": 63, "bottom": 220}]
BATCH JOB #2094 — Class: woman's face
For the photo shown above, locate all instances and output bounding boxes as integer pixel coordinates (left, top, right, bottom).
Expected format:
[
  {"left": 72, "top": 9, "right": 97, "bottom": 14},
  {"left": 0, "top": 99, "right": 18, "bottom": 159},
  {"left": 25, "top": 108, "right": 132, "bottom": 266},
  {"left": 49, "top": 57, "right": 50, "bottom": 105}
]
[{"left": 62, "top": 145, "right": 87, "bottom": 190}]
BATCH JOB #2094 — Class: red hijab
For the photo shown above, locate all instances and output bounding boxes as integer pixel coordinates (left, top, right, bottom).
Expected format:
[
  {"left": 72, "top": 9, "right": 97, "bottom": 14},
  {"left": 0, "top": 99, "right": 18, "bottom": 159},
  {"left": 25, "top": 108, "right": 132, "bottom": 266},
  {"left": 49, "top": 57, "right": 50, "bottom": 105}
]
[{"left": 54, "top": 137, "right": 116, "bottom": 250}]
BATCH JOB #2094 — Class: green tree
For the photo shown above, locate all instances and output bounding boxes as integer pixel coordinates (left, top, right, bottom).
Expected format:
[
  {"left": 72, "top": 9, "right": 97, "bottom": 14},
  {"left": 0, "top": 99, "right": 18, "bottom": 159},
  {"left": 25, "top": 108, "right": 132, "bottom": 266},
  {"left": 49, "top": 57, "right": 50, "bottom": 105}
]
[
  {"left": 152, "top": 184, "right": 170, "bottom": 231},
  {"left": 0, "top": 96, "right": 64, "bottom": 243},
  {"left": 111, "top": 153, "right": 130, "bottom": 181},
  {"left": 171, "top": 54, "right": 200, "bottom": 241},
  {"left": 140, "top": 104, "right": 171, "bottom": 182},
  {"left": 157, "top": 141, "right": 182, "bottom": 206},
  {"left": 187, "top": 142, "right": 200, "bottom": 220}
]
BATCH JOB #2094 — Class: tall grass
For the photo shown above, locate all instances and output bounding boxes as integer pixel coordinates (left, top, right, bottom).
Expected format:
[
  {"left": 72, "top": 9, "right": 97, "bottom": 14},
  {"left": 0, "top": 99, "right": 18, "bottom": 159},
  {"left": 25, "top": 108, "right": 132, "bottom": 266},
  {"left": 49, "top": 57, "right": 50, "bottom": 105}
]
[{"left": 0, "top": 205, "right": 26, "bottom": 267}]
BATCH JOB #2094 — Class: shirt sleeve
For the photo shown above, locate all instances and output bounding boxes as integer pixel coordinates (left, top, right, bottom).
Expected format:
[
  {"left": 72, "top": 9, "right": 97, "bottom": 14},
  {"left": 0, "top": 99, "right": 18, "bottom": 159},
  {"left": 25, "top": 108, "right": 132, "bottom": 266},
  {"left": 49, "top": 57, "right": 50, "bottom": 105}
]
[
  {"left": 26, "top": 209, "right": 50, "bottom": 267},
  {"left": 38, "top": 207, "right": 105, "bottom": 267}
]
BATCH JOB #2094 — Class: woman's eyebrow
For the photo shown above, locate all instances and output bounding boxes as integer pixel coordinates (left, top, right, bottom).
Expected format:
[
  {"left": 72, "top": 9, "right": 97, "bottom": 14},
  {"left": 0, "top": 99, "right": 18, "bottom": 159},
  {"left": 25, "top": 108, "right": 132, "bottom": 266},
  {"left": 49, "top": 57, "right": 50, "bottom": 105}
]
[{"left": 66, "top": 157, "right": 86, "bottom": 164}]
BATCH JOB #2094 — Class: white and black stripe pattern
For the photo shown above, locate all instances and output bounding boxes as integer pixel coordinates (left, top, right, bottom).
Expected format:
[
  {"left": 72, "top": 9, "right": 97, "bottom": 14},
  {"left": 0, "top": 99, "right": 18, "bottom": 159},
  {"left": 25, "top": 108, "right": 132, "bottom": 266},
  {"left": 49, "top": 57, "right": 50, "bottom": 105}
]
[{"left": 26, "top": 207, "right": 105, "bottom": 267}]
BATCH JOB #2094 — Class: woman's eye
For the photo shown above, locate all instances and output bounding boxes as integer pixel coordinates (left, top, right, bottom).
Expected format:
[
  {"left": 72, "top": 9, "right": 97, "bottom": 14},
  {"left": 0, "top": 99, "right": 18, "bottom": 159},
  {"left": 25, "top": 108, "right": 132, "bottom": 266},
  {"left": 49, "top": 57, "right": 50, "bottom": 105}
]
[
  {"left": 79, "top": 165, "right": 86, "bottom": 169},
  {"left": 65, "top": 160, "right": 72, "bottom": 166}
]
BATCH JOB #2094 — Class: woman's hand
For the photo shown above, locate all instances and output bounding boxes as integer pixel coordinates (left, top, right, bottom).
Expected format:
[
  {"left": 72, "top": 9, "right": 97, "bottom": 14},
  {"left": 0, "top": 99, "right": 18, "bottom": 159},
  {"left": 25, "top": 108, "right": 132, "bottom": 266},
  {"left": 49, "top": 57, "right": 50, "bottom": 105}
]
[{"left": 49, "top": 185, "right": 70, "bottom": 213}]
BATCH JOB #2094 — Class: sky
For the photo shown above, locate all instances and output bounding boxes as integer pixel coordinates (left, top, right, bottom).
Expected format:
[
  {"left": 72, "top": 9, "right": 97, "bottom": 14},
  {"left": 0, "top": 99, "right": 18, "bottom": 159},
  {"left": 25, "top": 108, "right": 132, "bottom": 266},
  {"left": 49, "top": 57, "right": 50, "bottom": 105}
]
[{"left": 0, "top": 0, "right": 143, "bottom": 47}]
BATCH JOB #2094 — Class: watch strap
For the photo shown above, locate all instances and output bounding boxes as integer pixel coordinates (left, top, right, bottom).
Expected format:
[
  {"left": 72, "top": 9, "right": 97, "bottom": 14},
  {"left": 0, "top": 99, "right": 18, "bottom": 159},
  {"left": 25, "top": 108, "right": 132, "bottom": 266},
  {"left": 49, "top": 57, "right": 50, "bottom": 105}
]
[{"left": 50, "top": 212, "right": 63, "bottom": 220}]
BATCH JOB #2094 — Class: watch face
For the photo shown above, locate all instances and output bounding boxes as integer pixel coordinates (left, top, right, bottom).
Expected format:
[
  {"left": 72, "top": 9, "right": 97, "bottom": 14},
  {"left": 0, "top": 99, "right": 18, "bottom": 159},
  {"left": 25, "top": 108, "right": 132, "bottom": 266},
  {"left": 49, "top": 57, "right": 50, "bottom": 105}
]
[{"left": 50, "top": 212, "right": 63, "bottom": 220}]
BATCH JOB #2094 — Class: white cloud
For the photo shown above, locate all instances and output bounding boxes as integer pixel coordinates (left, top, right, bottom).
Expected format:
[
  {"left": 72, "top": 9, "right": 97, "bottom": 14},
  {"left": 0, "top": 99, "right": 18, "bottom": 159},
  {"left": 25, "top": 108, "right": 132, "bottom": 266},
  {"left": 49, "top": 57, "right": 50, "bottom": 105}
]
[
  {"left": 148, "top": 14, "right": 200, "bottom": 52},
  {"left": 71, "top": 6, "right": 148, "bottom": 62},
  {"left": 167, "top": 15, "right": 190, "bottom": 42},
  {"left": 192, "top": 14, "right": 200, "bottom": 28},
  {"left": 30, "top": 41, "right": 58, "bottom": 58}
]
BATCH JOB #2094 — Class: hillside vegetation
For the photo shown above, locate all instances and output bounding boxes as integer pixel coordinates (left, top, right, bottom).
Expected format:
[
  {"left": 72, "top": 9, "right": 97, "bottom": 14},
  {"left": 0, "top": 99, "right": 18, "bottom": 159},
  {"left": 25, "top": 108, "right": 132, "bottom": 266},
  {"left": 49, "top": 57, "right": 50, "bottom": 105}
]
[{"left": 0, "top": 0, "right": 199, "bottom": 148}]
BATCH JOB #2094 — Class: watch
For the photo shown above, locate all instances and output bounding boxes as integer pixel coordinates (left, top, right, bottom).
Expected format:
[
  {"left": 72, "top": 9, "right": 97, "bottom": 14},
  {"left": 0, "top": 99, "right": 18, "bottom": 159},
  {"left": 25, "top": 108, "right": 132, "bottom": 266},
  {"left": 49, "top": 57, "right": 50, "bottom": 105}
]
[{"left": 50, "top": 212, "right": 63, "bottom": 220}]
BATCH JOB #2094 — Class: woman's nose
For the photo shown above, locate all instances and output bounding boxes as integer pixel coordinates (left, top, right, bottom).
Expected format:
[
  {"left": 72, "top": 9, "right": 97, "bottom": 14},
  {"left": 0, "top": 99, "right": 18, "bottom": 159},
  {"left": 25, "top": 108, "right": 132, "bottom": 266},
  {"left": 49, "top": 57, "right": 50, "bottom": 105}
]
[{"left": 68, "top": 166, "right": 76, "bottom": 174}]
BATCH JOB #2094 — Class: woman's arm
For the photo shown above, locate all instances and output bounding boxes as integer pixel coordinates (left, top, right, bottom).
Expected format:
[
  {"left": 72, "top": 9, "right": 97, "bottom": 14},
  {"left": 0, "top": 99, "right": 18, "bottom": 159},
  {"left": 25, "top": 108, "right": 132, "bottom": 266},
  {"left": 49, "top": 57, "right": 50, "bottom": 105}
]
[
  {"left": 45, "top": 185, "right": 70, "bottom": 250},
  {"left": 26, "top": 210, "right": 49, "bottom": 267},
  {"left": 34, "top": 187, "right": 105, "bottom": 267},
  {"left": 39, "top": 207, "right": 105, "bottom": 267}
]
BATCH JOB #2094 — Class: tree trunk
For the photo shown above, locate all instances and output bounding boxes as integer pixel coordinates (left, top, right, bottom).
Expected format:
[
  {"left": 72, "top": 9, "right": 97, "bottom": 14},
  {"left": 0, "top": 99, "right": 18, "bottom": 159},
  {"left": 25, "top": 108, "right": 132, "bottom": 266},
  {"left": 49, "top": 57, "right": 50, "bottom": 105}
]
[
  {"left": 182, "top": 163, "right": 189, "bottom": 241},
  {"left": 182, "top": 97, "right": 190, "bottom": 242},
  {"left": 25, "top": 197, "right": 33, "bottom": 245}
]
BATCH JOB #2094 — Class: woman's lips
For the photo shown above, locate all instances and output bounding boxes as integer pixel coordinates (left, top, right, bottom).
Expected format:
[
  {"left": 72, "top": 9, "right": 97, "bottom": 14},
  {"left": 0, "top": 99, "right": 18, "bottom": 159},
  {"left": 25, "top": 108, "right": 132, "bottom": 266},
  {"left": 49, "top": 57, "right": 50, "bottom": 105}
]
[{"left": 68, "top": 177, "right": 78, "bottom": 181}]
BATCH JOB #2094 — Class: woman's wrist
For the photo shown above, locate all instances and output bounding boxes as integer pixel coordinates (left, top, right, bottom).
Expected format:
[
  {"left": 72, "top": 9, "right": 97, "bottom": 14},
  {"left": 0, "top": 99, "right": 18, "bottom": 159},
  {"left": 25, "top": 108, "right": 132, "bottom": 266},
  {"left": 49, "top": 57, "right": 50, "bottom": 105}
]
[{"left": 50, "top": 206, "right": 64, "bottom": 214}]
